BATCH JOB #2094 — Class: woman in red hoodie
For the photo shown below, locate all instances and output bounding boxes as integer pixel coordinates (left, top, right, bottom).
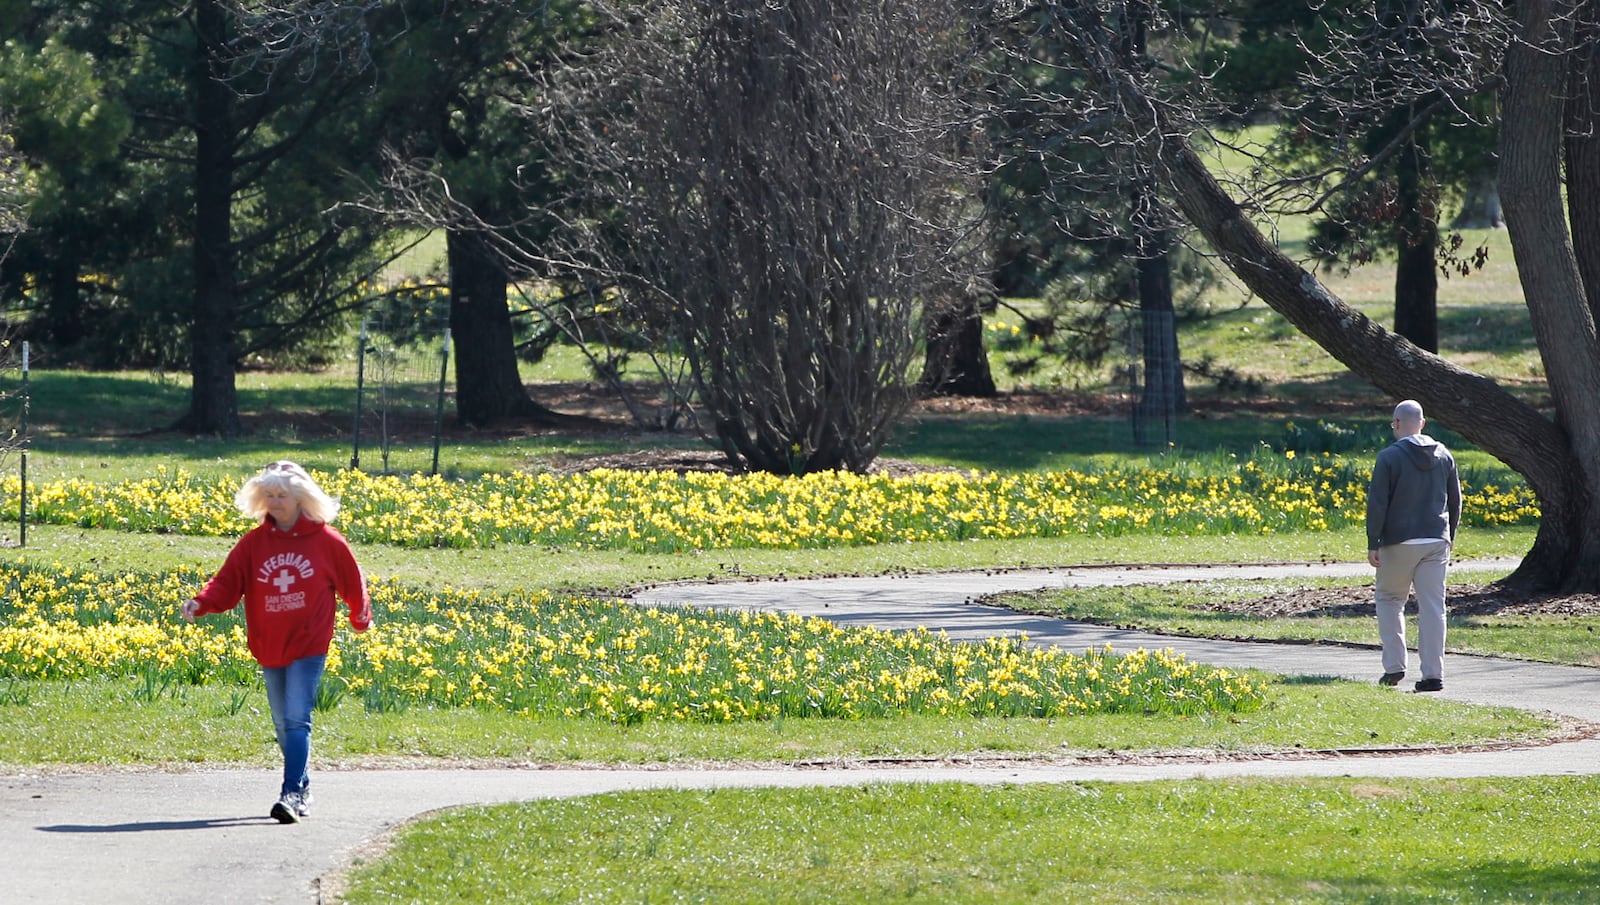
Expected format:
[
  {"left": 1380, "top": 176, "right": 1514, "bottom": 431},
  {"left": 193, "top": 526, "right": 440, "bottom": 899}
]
[{"left": 181, "top": 460, "right": 372, "bottom": 824}]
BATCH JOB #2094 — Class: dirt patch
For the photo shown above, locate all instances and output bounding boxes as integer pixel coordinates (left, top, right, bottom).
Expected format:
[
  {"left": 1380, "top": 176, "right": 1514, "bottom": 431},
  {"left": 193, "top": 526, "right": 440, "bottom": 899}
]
[{"left": 1211, "top": 584, "right": 1600, "bottom": 619}]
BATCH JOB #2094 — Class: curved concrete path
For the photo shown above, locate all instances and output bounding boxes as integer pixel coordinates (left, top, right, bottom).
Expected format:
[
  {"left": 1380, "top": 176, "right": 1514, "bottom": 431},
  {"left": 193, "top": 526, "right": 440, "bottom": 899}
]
[{"left": 8, "top": 558, "right": 1600, "bottom": 905}]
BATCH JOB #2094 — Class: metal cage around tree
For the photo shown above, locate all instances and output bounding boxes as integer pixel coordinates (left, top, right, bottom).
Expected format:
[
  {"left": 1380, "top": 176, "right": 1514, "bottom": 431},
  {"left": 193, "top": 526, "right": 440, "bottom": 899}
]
[{"left": 350, "top": 293, "right": 452, "bottom": 476}]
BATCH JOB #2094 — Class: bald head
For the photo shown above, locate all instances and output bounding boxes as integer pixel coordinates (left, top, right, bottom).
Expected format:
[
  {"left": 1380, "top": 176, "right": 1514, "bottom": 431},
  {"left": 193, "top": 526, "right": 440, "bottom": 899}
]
[{"left": 1393, "top": 399, "right": 1424, "bottom": 437}]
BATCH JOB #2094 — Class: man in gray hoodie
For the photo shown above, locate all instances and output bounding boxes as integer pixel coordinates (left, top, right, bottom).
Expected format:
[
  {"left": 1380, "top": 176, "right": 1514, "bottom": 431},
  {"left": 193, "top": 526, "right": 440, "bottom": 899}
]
[{"left": 1366, "top": 399, "right": 1462, "bottom": 692}]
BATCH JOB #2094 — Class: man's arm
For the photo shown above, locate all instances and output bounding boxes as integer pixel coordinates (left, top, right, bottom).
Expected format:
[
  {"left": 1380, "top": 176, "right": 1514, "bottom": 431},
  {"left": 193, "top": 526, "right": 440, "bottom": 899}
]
[
  {"left": 1446, "top": 458, "right": 1463, "bottom": 542},
  {"left": 1366, "top": 449, "right": 1394, "bottom": 555}
]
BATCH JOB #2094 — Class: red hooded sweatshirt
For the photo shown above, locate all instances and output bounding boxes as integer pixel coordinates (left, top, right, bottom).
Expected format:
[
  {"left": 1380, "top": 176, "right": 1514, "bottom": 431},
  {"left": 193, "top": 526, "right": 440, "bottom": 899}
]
[{"left": 192, "top": 517, "right": 372, "bottom": 668}]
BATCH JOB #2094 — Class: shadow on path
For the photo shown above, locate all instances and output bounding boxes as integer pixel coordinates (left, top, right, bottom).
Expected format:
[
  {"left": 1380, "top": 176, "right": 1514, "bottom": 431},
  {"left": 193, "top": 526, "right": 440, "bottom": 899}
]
[{"left": 38, "top": 816, "right": 275, "bottom": 834}]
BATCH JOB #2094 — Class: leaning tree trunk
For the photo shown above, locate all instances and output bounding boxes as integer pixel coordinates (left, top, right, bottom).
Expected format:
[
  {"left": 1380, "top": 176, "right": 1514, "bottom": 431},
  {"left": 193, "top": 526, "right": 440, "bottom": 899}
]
[
  {"left": 1043, "top": 0, "right": 1600, "bottom": 589},
  {"left": 446, "top": 229, "right": 566, "bottom": 427},
  {"left": 1151, "top": 74, "right": 1595, "bottom": 590},
  {"left": 180, "top": 0, "right": 243, "bottom": 438}
]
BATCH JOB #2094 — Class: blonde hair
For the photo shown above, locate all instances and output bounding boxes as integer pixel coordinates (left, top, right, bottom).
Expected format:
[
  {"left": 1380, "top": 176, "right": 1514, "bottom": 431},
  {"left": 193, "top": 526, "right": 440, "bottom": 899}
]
[{"left": 234, "top": 460, "right": 341, "bottom": 524}]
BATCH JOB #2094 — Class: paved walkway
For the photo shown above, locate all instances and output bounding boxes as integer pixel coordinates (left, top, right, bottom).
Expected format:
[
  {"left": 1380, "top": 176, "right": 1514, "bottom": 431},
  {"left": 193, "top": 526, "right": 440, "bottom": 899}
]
[{"left": 8, "top": 559, "right": 1600, "bottom": 905}]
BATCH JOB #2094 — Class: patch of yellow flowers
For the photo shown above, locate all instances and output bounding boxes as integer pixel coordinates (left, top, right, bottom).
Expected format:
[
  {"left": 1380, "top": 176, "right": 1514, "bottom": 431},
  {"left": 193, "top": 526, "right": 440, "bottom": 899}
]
[
  {"left": 0, "top": 454, "right": 1538, "bottom": 552},
  {"left": 0, "top": 563, "right": 1266, "bottom": 722}
]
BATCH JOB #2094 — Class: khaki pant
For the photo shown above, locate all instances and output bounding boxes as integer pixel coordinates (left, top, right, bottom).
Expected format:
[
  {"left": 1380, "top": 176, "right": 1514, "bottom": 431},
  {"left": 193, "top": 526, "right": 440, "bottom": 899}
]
[{"left": 1375, "top": 540, "right": 1451, "bottom": 680}]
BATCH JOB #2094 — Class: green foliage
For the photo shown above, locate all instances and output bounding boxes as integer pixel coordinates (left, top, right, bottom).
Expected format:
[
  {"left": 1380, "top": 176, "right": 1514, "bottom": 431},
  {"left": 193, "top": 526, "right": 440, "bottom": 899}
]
[
  {"left": 1275, "top": 419, "right": 1389, "bottom": 455},
  {"left": 0, "top": 37, "right": 130, "bottom": 178},
  {"left": 0, "top": 4, "right": 397, "bottom": 372},
  {"left": 313, "top": 675, "right": 348, "bottom": 713},
  {"left": 1226, "top": 2, "right": 1500, "bottom": 275},
  {"left": 0, "top": 123, "right": 30, "bottom": 239},
  {"left": 0, "top": 676, "right": 30, "bottom": 706}
]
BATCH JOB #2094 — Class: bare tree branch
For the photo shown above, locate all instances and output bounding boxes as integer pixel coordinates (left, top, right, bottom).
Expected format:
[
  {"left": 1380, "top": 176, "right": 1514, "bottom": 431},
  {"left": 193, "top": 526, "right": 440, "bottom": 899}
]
[{"left": 527, "top": 0, "right": 990, "bottom": 473}]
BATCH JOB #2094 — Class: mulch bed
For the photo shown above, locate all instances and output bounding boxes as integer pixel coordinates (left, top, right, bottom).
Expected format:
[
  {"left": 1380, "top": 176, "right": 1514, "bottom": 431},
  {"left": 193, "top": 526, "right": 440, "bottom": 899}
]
[{"left": 1209, "top": 584, "right": 1600, "bottom": 619}]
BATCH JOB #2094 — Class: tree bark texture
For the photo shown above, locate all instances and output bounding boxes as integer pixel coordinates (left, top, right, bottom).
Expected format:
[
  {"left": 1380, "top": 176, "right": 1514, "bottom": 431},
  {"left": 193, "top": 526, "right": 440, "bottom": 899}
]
[
  {"left": 1134, "top": 242, "right": 1186, "bottom": 445},
  {"left": 921, "top": 292, "right": 998, "bottom": 398},
  {"left": 1498, "top": 0, "right": 1600, "bottom": 588},
  {"left": 183, "top": 0, "right": 242, "bottom": 438},
  {"left": 446, "top": 229, "right": 563, "bottom": 427},
  {"left": 1566, "top": 0, "right": 1600, "bottom": 326},
  {"left": 1393, "top": 134, "right": 1439, "bottom": 353}
]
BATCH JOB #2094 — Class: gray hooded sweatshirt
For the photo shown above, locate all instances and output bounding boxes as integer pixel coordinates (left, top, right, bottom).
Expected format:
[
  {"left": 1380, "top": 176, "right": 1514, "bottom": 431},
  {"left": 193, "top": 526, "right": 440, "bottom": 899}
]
[{"left": 1366, "top": 434, "right": 1462, "bottom": 551}]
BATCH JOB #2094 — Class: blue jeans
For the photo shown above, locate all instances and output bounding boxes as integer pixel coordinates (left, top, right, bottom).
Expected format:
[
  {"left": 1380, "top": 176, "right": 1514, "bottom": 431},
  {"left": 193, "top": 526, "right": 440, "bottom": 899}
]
[{"left": 262, "top": 655, "right": 326, "bottom": 797}]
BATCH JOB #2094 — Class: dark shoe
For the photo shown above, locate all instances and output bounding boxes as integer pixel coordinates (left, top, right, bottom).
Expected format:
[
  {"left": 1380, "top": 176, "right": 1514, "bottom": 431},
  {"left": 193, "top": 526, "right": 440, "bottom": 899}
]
[
  {"left": 1379, "top": 671, "right": 1405, "bottom": 686},
  {"left": 1414, "top": 678, "right": 1443, "bottom": 693},
  {"left": 270, "top": 793, "right": 301, "bottom": 824}
]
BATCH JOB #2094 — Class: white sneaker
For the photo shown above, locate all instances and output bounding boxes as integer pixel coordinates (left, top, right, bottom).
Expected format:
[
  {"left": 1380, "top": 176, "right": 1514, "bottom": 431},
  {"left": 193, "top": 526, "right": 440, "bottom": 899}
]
[
  {"left": 296, "top": 784, "right": 313, "bottom": 818},
  {"left": 270, "top": 792, "right": 301, "bottom": 824}
]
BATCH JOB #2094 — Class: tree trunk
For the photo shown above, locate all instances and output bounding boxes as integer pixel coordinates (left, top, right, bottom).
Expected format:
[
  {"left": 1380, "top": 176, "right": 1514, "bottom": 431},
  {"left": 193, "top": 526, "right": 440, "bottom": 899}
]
[
  {"left": 1123, "top": 9, "right": 1185, "bottom": 443},
  {"left": 1566, "top": 0, "right": 1600, "bottom": 327},
  {"left": 1133, "top": 237, "right": 1186, "bottom": 447},
  {"left": 1393, "top": 133, "right": 1439, "bottom": 353},
  {"left": 1451, "top": 175, "right": 1503, "bottom": 229},
  {"left": 43, "top": 253, "right": 85, "bottom": 353},
  {"left": 920, "top": 292, "right": 997, "bottom": 397},
  {"left": 446, "top": 229, "right": 565, "bottom": 427},
  {"left": 1498, "top": 0, "right": 1600, "bottom": 589},
  {"left": 180, "top": 0, "right": 242, "bottom": 438}
]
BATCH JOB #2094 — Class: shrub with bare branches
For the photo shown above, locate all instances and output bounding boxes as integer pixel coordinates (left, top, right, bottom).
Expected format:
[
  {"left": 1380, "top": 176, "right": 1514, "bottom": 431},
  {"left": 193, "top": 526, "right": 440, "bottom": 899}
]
[
  {"left": 0, "top": 118, "right": 27, "bottom": 262},
  {"left": 537, "top": 0, "right": 987, "bottom": 474}
]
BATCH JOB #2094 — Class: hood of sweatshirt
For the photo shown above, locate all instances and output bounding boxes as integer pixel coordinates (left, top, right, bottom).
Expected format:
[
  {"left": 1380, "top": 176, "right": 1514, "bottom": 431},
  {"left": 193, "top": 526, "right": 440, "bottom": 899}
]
[
  {"left": 1398, "top": 434, "right": 1445, "bottom": 470},
  {"left": 262, "top": 516, "right": 327, "bottom": 538}
]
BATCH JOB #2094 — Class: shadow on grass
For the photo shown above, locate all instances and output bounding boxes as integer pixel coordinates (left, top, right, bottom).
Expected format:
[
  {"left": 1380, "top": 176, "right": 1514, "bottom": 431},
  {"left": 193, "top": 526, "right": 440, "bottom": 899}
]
[
  {"left": 1275, "top": 675, "right": 1343, "bottom": 687},
  {"left": 887, "top": 415, "right": 1138, "bottom": 471},
  {"left": 20, "top": 372, "right": 191, "bottom": 434},
  {"left": 20, "top": 371, "right": 358, "bottom": 437},
  {"left": 1395, "top": 861, "right": 1600, "bottom": 905},
  {"left": 1437, "top": 304, "right": 1536, "bottom": 356}
]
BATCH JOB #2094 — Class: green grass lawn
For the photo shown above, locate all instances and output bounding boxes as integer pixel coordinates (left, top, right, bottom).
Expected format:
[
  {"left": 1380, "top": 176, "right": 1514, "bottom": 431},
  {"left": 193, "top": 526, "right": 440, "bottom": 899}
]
[
  {"left": 0, "top": 523, "right": 1535, "bottom": 594},
  {"left": 338, "top": 778, "right": 1600, "bottom": 905},
  {"left": 0, "top": 671, "right": 1549, "bottom": 768}
]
